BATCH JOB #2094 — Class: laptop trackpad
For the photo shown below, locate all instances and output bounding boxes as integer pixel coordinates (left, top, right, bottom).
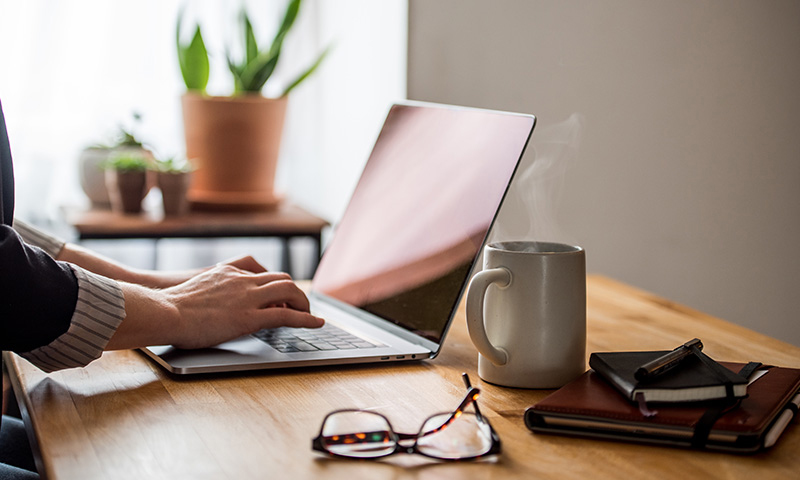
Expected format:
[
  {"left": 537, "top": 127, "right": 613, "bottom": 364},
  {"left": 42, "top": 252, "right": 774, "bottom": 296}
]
[{"left": 146, "top": 336, "right": 278, "bottom": 367}]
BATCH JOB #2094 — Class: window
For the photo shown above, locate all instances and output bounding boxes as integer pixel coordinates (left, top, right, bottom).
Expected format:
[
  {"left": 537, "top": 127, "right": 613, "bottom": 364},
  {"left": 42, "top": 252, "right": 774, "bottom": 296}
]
[{"left": 0, "top": 0, "right": 407, "bottom": 225}]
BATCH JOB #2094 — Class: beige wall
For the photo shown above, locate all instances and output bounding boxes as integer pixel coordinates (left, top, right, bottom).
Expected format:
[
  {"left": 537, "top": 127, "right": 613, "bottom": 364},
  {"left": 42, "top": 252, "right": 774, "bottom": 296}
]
[{"left": 408, "top": 0, "right": 800, "bottom": 346}]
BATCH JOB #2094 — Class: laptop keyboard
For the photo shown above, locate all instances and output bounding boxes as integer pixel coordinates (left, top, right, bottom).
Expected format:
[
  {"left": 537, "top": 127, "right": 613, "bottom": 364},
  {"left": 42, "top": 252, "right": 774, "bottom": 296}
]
[{"left": 252, "top": 323, "right": 383, "bottom": 353}]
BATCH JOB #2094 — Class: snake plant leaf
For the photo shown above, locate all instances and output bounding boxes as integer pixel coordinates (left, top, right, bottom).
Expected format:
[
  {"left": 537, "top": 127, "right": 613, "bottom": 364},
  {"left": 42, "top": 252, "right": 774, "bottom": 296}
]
[
  {"left": 176, "top": 0, "right": 322, "bottom": 96},
  {"left": 225, "top": 48, "right": 246, "bottom": 93},
  {"left": 176, "top": 10, "right": 210, "bottom": 92},
  {"left": 239, "top": 50, "right": 281, "bottom": 93},
  {"left": 243, "top": 10, "right": 258, "bottom": 65},
  {"left": 270, "top": 0, "right": 301, "bottom": 57},
  {"left": 184, "top": 27, "right": 210, "bottom": 91},
  {"left": 279, "top": 45, "right": 331, "bottom": 97}
]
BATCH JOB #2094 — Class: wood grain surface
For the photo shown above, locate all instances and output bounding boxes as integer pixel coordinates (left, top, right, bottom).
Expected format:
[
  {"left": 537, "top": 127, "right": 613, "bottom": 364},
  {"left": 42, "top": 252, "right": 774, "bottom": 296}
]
[{"left": 7, "top": 276, "right": 799, "bottom": 479}]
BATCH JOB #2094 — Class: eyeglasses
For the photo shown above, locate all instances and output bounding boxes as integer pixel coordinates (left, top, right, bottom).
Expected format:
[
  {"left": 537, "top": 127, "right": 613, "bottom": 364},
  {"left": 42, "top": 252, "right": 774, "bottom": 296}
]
[{"left": 312, "top": 373, "right": 501, "bottom": 461}]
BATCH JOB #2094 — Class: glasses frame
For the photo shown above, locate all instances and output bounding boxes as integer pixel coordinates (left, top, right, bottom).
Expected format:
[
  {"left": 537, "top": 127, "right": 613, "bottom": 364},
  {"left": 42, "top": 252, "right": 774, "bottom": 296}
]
[{"left": 312, "top": 373, "right": 501, "bottom": 461}]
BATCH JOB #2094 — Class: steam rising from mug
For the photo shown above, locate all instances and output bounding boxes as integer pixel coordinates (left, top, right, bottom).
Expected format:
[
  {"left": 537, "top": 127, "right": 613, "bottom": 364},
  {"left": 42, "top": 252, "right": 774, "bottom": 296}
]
[{"left": 490, "top": 113, "right": 585, "bottom": 244}]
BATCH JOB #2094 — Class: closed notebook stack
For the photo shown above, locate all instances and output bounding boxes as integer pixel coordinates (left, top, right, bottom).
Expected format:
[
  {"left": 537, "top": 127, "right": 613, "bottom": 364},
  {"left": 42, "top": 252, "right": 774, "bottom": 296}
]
[{"left": 525, "top": 362, "right": 800, "bottom": 453}]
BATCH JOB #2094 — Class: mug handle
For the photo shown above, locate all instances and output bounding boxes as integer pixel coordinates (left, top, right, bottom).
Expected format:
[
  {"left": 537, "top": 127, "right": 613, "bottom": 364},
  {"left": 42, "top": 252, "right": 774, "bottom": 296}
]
[{"left": 466, "top": 267, "right": 511, "bottom": 366}]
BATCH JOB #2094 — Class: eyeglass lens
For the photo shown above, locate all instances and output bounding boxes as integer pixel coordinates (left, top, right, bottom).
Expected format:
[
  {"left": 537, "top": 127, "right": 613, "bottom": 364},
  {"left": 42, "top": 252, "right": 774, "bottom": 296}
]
[
  {"left": 417, "top": 412, "right": 495, "bottom": 459},
  {"left": 320, "top": 411, "right": 395, "bottom": 458}
]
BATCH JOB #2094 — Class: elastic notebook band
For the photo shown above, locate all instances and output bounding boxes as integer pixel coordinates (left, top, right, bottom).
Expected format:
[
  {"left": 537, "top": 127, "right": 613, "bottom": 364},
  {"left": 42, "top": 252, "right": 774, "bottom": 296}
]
[
  {"left": 690, "top": 361, "right": 763, "bottom": 449},
  {"left": 691, "top": 398, "right": 745, "bottom": 448},
  {"left": 691, "top": 404, "right": 723, "bottom": 448},
  {"left": 738, "top": 361, "right": 763, "bottom": 380},
  {"left": 690, "top": 345, "right": 738, "bottom": 399}
]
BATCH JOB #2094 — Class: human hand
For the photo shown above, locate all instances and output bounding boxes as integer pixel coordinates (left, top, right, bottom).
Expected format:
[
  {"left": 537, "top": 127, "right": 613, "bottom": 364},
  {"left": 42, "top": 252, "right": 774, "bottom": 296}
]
[
  {"left": 140, "top": 255, "right": 269, "bottom": 288},
  {"left": 107, "top": 264, "right": 324, "bottom": 351},
  {"left": 218, "top": 255, "right": 268, "bottom": 274}
]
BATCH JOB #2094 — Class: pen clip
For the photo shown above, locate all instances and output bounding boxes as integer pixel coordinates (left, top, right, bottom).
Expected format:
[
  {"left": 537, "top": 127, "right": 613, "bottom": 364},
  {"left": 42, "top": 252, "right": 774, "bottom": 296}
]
[
  {"left": 634, "top": 338, "right": 703, "bottom": 382},
  {"left": 682, "top": 338, "right": 703, "bottom": 352}
]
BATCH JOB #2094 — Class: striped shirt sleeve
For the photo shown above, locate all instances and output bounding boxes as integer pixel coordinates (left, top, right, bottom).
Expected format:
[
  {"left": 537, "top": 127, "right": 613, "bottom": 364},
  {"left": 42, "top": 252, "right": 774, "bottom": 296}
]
[
  {"left": 11, "top": 218, "right": 65, "bottom": 258},
  {"left": 19, "top": 266, "right": 126, "bottom": 373}
]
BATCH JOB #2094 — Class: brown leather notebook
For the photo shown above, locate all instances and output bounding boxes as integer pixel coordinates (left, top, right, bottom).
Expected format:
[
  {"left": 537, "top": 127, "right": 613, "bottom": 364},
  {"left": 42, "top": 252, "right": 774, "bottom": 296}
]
[{"left": 525, "top": 362, "right": 800, "bottom": 453}]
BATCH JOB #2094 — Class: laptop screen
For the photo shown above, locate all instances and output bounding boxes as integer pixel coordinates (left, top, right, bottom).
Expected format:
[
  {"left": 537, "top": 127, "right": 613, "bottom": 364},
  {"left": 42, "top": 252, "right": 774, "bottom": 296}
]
[{"left": 312, "top": 102, "right": 535, "bottom": 343}]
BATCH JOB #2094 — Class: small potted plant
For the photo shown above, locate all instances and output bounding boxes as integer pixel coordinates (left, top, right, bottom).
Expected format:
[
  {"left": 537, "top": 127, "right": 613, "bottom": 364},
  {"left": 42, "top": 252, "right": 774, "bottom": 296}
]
[
  {"left": 103, "top": 151, "right": 151, "bottom": 214},
  {"left": 153, "top": 156, "right": 194, "bottom": 216},
  {"left": 78, "top": 112, "right": 152, "bottom": 208}
]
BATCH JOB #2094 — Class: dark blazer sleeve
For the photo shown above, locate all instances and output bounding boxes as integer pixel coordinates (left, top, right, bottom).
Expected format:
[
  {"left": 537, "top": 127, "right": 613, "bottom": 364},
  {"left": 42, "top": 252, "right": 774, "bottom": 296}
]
[
  {"left": 1, "top": 99, "right": 78, "bottom": 352},
  {"left": 0, "top": 226, "right": 77, "bottom": 352},
  {"left": 0, "top": 99, "right": 13, "bottom": 224}
]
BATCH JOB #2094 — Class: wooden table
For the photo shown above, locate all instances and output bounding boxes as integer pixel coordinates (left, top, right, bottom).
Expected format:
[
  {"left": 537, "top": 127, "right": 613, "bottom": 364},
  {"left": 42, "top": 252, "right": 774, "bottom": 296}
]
[
  {"left": 65, "top": 203, "right": 329, "bottom": 276},
  {"left": 6, "top": 276, "right": 799, "bottom": 479}
]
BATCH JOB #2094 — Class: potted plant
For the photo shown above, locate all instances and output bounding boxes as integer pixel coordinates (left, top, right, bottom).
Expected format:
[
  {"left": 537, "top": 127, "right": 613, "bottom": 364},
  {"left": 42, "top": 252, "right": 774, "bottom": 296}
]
[
  {"left": 177, "top": 0, "right": 328, "bottom": 210},
  {"left": 153, "top": 156, "right": 194, "bottom": 216},
  {"left": 78, "top": 112, "right": 152, "bottom": 208},
  {"left": 103, "top": 151, "right": 151, "bottom": 214}
]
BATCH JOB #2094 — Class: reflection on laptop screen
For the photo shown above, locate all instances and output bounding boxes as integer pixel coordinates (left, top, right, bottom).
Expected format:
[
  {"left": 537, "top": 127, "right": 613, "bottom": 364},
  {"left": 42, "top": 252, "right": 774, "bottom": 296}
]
[{"left": 312, "top": 103, "right": 535, "bottom": 343}]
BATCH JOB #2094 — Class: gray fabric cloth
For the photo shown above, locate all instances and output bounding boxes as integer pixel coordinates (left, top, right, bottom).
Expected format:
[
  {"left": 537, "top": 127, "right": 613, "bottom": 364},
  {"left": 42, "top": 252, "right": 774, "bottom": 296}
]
[{"left": 0, "top": 416, "right": 38, "bottom": 479}]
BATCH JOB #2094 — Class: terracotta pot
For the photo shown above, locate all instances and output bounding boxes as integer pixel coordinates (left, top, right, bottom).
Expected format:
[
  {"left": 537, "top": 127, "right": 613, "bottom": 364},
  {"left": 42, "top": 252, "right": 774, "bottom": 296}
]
[
  {"left": 79, "top": 146, "right": 153, "bottom": 209},
  {"left": 157, "top": 171, "right": 192, "bottom": 216},
  {"left": 181, "top": 94, "right": 288, "bottom": 210},
  {"left": 106, "top": 170, "right": 148, "bottom": 214}
]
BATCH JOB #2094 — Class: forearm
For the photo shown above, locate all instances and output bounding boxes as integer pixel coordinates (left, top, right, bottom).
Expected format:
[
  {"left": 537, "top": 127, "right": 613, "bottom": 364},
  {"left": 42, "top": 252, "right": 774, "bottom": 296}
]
[
  {"left": 105, "top": 282, "right": 181, "bottom": 350},
  {"left": 15, "top": 219, "right": 269, "bottom": 289},
  {"left": 57, "top": 242, "right": 202, "bottom": 288},
  {"left": 13, "top": 219, "right": 195, "bottom": 288},
  {"left": 57, "top": 244, "right": 271, "bottom": 289}
]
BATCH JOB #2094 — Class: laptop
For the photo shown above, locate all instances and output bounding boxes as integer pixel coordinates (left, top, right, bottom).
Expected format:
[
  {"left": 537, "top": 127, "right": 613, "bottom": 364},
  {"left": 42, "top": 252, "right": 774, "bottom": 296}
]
[{"left": 142, "top": 101, "right": 536, "bottom": 374}]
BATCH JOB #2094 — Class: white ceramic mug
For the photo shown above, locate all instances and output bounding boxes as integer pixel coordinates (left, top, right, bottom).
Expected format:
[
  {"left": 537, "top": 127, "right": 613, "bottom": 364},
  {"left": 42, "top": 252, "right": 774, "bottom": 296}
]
[{"left": 466, "top": 241, "right": 586, "bottom": 388}]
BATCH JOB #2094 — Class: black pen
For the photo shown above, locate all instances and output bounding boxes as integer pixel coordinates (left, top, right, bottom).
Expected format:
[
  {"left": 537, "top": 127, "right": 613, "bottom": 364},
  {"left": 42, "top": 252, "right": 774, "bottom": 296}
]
[{"left": 634, "top": 338, "right": 703, "bottom": 382}]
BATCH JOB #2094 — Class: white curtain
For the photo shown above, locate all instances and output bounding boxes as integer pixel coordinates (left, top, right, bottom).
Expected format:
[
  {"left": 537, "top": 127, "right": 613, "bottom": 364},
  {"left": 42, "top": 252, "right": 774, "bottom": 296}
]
[{"left": 0, "top": 0, "right": 407, "bottom": 227}]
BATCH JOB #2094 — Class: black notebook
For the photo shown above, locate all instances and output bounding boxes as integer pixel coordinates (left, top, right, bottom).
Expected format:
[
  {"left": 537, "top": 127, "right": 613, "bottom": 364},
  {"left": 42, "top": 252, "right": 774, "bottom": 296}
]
[{"left": 589, "top": 350, "right": 748, "bottom": 403}]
